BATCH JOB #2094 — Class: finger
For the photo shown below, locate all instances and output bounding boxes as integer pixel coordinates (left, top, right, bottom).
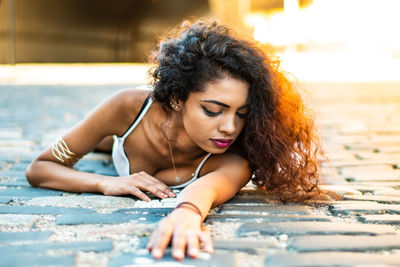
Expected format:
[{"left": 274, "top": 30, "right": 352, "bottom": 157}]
[
  {"left": 146, "top": 184, "right": 170, "bottom": 199},
  {"left": 132, "top": 173, "right": 171, "bottom": 199},
  {"left": 129, "top": 187, "right": 151, "bottom": 202},
  {"left": 137, "top": 172, "right": 176, "bottom": 198},
  {"left": 153, "top": 182, "right": 176, "bottom": 198},
  {"left": 198, "top": 228, "right": 213, "bottom": 253},
  {"left": 150, "top": 219, "right": 174, "bottom": 259},
  {"left": 138, "top": 171, "right": 176, "bottom": 197},
  {"left": 146, "top": 219, "right": 169, "bottom": 251},
  {"left": 171, "top": 227, "right": 187, "bottom": 261},
  {"left": 186, "top": 230, "right": 200, "bottom": 258},
  {"left": 146, "top": 229, "right": 157, "bottom": 252}
]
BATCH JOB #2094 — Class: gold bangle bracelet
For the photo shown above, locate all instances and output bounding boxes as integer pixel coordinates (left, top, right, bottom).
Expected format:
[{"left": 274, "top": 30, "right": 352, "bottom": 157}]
[{"left": 51, "top": 137, "right": 82, "bottom": 167}]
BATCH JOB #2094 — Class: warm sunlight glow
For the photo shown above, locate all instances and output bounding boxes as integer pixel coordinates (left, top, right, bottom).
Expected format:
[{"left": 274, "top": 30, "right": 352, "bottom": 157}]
[{"left": 244, "top": 0, "right": 400, "bottom": 81}]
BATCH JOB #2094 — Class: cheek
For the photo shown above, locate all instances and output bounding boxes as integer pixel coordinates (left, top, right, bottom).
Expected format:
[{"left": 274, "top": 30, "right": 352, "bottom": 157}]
[
  {"left": 235, "top": 116, "right": 247, "bottom": 131},
  {"left": 183, "top": 110, "right": 212, "bottom": 138}
]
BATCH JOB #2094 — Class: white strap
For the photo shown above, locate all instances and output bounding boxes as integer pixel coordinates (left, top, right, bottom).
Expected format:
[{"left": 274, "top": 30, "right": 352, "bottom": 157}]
[
  {"left": 169, "top": 153, "right": 212, "bottom": 189},
  {"left": 194, "top": 153, "right": 212, "bottom": 178},
  {"left": 121, "top": 98, "right": 153, "bottom": 140}
]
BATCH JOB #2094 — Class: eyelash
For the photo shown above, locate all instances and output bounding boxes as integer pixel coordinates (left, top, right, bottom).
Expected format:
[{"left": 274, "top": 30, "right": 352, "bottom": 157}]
[
  {"left": 202, "top": 106, "right": 221, "bottom": 117},
  {"left": 201, "top": 106, "right": 247, "bottom": 119},
  {"left": 237, "top": 113, "right": 248, "bottom": 119}
]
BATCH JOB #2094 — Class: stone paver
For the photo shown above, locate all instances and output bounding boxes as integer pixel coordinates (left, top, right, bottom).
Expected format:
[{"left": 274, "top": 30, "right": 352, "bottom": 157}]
[
  {"left": 1, "top": 79, "right": 400, "bottom": 266},
  {"left": 265, "top": 252, "right": 400, "bottom": 266},
  {"left": 360, "top": 214, "right": 400, "bottom": 224},
  {"left": 114, "top": 207, "right": 173, "bottom": 214},
  {"left": 0, "top": 231, "right": 53, "bottom": 242},
  {"left": 26, "top": 195, "right": 136, "bottom": 211},
  {"left": 329, "top": 202, "right": 400, "bottom": 215},
  {"left": 348, "top": 181, "right": 400, "bottom": 189},
  {"left": 343, "top": 194, "right": 400, "bottom": 204},
  {"left": 219, "top": 204, "right": 311, "bottom": 215},
  {"left": 374, "top": 189, "right": 400, "bottom": 196},
  {"left": 56, "top": 212, "right": 162, "bottom": 225},
  {"left": 289, "top": 235, "right": 400, "bottom": 252},
  {"left": 108, "top": 250, "right": 238, "bottom": 267},
  {"left": 0, "top": 180, "right": 31, "bottom": 187},
  {"left": 330, "top": 158, "right": 400, "bottom": 168},
  {"left": 2, "top": 254, "right": 75, "bottom": 267},
  {"left": 0, "top": 187, "right": 64, "bottom": 198},
  {"left": 206, "top": 214, "right": 332, "bottom": 222},
  {"left": 340, "top": 165, "right": 400, "bottom": 182},
  {"left": 0, "top": 214, "right": 41, "bottom": 227},
  {"left": 319, "top": 185, "right": 362, "bottom": 196},
  {"left": 213, "top": 239, "right": 281, "bottom": 253},
  {"left": 237, "top": 221, "right": 398, "bottom": 237},
  {"left": 334, "top": 184, "right": 399, "bottom": 194},
  {"left": 0, "top": 205, "right": 94, "bottom": 215},
  {"left": 0, "top": 239, "right": 113, "bottom": 254},
  {"left": 0, "top": 196, "right": 12, "bottom": 204}
]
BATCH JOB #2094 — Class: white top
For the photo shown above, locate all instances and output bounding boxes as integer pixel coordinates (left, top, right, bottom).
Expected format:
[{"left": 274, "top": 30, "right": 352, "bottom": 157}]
[{"left": 112, "top": 97, "right": 212, "bottom": 189}]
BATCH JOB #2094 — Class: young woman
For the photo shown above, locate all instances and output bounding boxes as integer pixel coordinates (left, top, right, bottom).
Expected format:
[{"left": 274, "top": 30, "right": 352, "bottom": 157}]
[{"left": 26, "top": 19, "right": 322, "bottom": 260}]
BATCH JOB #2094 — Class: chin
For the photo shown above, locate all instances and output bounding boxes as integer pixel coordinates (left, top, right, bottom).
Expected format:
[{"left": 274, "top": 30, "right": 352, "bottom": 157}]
[{"left": 206, "top": 146, "right": 230, "bottom": 154}]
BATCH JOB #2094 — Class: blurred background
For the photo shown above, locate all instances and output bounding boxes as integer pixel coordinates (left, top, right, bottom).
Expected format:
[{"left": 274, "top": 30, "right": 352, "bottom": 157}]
[{"left": 1, "top": 0, "right": 399, "bottom": 82}]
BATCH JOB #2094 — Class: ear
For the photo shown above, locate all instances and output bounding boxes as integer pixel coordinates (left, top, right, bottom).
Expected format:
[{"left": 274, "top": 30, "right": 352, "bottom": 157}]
[{"left": 169, "top": 98, "right": 181, "bottom": 111}]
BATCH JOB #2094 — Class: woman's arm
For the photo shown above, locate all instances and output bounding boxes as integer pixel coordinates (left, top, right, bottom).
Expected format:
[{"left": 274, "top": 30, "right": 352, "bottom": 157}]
[
  {"left": 26, "top": 90, "right": 174, "bottom": 200},
  {"left": 147, "top": 153, "right": 251, "bottom": 260}
]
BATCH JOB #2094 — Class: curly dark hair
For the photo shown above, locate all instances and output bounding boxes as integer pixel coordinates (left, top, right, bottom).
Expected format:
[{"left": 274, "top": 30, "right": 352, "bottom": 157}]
[{"left": 149, "top": 19, "right": 323, "bottom": 202}]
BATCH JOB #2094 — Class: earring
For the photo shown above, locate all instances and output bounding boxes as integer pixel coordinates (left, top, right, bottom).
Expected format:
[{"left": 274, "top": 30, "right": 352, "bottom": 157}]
[{"left": 170, "top": 101, "right": 180, "bottom": 111}]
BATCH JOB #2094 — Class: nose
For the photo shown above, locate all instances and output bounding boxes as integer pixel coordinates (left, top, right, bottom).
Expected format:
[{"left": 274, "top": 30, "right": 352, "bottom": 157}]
[{"left": 218, "top": 115, "right": 236, "bottom": 135}]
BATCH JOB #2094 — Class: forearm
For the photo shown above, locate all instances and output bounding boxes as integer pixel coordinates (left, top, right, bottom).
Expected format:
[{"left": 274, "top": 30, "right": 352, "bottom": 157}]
[
  {"left": 175, "top": 182, "right": 217, "bottom": 221},
  {"left": 26, "top": 160, "right": 107, "bottom": 193},
  {"left": 175, "top": 172, "right": 249, "bottom": 221}
]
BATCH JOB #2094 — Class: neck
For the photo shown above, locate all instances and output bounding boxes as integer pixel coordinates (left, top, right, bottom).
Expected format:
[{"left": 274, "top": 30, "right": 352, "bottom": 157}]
[{"left": 159, "top": 106, "right": 204, "bottom": 161}]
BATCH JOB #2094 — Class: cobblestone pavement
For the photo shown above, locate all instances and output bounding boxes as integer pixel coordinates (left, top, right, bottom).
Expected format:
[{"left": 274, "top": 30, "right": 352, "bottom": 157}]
[{"left": 1, "top": 81, "right": 400, "bottom": 266}]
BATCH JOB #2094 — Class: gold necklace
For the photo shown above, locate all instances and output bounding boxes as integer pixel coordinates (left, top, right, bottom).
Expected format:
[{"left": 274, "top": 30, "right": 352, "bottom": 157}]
[
  {"left": 166, "top": 138, "right": 195, "bottom": 182},
  {"left": 161, "top": 123, "right": 195, "bottom": 183}
]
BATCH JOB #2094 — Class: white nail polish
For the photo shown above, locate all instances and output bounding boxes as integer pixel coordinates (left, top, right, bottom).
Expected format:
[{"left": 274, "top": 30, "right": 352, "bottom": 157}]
[
  {"left": 153, "top": 249, "right": 162, "bottom": 257},
  {"left": 173, "top": 250, "right": 183, "bottom": 258},
  {"left": 189, "top": 248, "right": 198, "bottom": 256}
]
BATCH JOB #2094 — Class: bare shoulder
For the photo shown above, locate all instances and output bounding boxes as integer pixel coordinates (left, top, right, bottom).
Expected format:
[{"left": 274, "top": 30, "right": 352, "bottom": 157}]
[
  {"left": 109, "top": 89, "right": 151, "bottom": 117},
  {"left": 106, "top": 89, "right": 151, "bottom": 135}
]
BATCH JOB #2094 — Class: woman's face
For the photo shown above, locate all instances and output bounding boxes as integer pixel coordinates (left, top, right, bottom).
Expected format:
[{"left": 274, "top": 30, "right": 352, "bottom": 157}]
[{"left": 181, "top": 75, "right": 249, "bottom": 154}]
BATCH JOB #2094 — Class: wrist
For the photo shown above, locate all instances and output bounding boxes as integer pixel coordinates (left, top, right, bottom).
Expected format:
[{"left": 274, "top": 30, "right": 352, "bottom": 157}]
[
  {"left": 171, "top": 207, "right": 203, "bottom": 222},
  {"left": 94, "top": 175, "right": 109, "bottom": 193},
  {"left": 174, "top": 202, "right": 203, "bottom": 220}
]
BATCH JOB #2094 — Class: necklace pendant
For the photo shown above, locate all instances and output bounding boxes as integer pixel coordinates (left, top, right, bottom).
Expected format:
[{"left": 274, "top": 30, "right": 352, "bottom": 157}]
[{"left": 175, "top": 176, "right": 180, "bottom": 182}]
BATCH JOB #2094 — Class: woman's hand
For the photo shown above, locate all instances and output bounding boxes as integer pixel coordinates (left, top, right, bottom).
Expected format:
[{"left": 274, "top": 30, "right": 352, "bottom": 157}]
[
  {"left": 98, "top": 171, "right": 175, "bottom": 201},
  {"left": 146, "top": 208, "right": 214, "bottom": 261}
]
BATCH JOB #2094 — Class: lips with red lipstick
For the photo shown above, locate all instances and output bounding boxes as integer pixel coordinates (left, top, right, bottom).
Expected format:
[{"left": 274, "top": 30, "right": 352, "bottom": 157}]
[{"left": 211, "top": 138, "right": 233, "bottom": 149}]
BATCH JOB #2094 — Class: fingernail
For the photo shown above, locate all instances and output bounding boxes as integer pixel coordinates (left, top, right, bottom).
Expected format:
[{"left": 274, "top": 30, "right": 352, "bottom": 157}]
[
  {"left": 189, "top": 248, "right": 198, "bottom": 256},
  {"left": 168, "top": 192, "right": 175, "bottom": 197},
  {"left": 205, "top": 245, "right": 214, "bottom": 253},
  {"left": 152, "top": 248, "right": 162, "bottom": 258},
  {"left": 173, "top": 249, "right": 183, "bottom": 258}
]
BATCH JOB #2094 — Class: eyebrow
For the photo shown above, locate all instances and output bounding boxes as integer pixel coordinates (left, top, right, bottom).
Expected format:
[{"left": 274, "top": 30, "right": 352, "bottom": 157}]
[{"left": 201, "top": 100, "right": 249, "bottom": 109}]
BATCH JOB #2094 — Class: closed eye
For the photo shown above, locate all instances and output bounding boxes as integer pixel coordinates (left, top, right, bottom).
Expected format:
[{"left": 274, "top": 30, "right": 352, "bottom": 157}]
[
  {"left": 201, "top": 105, "right": 221, "bottom": 117},
  {"left": 237, "top": 112, "right": 248, "bottom": 119}
]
